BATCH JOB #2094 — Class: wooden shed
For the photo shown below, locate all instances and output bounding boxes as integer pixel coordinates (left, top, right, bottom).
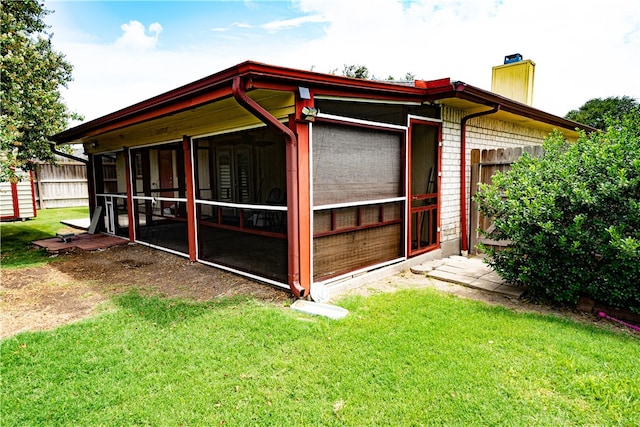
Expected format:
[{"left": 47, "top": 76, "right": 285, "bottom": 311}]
[
  {"left": 0, "top": 170, "right": 37, "bottom": 221},
  {"left": 51, "top": 61, "right": 593, "bottom": 299}
]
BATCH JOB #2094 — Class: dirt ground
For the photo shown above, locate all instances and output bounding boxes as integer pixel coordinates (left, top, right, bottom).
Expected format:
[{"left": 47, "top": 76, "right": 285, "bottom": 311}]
[
  {"left": 0, "top": 243, "right": 633, "bottom": 339},
  {"left": 1, "top": 244, "right": 291, "bottom": 339}
]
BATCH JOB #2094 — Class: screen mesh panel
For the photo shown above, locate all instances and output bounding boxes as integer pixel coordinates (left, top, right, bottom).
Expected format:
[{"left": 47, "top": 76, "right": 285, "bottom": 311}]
[{"left": 312, "top": 122, "right": 403, "bottom": 206}]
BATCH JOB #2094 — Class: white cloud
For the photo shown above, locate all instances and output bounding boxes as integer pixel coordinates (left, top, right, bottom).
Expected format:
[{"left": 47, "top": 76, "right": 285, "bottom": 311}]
[
  {"left": 210, "top": 22, "right": 253, "bottom": 33},
  {"left": 288, "top": 0, "right": 640, "bottom": 116},
  {"left": 232, "top": 22, "right": 253, "bottom": 29},
  {"left": 115, "top": 20, "right": 163, "bottom": 50},
  {"left": 58, "top": 22, "right": 211, "bottom": 122},
  {"left": 52, "top": 0, "right": 640, "bottom": 124},
  {"left": 261, "top": 14, "right": 328, "bottom": 33}
]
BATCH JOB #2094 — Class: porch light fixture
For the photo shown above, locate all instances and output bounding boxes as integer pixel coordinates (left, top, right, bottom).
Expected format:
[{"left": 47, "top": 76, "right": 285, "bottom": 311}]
[{"left": 300, "top": 106, "right": 318, "bottom": 121}]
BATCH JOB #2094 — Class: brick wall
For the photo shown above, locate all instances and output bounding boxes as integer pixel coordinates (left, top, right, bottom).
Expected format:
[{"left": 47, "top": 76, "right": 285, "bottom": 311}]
[{"left": 439, "top": 106, "right": 548, "bottom": 253}]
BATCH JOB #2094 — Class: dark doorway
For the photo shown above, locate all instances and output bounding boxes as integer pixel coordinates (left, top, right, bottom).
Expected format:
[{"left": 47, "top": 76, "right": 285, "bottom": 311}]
[{"left": 409, "top": 120, "right": 440, "bottom": 255}]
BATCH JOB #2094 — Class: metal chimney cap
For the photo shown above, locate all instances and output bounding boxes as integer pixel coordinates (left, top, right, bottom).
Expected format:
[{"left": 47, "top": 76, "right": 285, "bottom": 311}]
[{"left": 504, "top": 53, "right": 523, "bottom": 64}]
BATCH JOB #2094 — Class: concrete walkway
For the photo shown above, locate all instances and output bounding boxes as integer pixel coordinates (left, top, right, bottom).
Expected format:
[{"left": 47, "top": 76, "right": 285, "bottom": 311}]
[{"left": 411, "top": 255, "right": 526, "bottom": 297}]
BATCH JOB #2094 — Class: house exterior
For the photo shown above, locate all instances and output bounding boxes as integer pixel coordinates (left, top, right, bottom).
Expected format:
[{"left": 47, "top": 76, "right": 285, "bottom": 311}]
[{"left": 52, "top": 60, "right": 592, "bottom": 299}]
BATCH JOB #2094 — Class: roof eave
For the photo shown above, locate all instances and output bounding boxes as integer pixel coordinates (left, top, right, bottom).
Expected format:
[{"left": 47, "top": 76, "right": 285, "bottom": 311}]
[
  {"left": 425, "top": 80, "right": 597, "bottom": 133},
  {"left": 52, "top": 61, "right": 427, "bottom": 144},
  {"left": 52, "top": 61, "right": 596, "bottom": 144}
]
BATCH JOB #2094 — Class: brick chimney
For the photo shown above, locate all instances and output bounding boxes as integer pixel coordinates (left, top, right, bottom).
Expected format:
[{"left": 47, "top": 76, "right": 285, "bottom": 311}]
[{"left": 491, "top": 54, "right": 535, "bottom": 106}]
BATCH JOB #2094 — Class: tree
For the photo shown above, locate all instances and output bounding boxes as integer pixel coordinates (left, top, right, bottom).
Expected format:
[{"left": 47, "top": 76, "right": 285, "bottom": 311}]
[
  {"left": 385, "top": 72, "right": 416, "bottom": 81},
  {"left": 341, "top": 64, "right": 370, "bottom": 79},
  {"left": 330, "top": 64, "right": 416, "bottom": 82},
  {"left": 565, "top": 96, "right": 638, "bottom": 130},
  {"left": 475, "top": 112, "right": 640, "bottom": 313},
  {"left": 1, "top": 0, "right": 78, "bottom": 183}
]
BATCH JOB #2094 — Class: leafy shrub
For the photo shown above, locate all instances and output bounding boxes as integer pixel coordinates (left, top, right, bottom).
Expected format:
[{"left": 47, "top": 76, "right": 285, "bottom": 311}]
[{"left": 475, "top": 111, "right": 640, "bottom": 312}]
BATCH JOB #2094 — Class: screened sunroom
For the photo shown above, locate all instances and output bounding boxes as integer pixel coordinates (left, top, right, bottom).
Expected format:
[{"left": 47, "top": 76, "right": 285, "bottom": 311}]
[
  {"left": 90, "top": 124, "right": 290, "bottom": 286},
  {"left": 57, "top": 61, "right": 562, "bottom": 299}
]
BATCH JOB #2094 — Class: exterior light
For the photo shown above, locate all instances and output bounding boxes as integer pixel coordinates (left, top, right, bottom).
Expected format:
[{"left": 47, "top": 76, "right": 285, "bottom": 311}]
[{"left": 300, "top": 106, "right": 318, "bottom": 121}]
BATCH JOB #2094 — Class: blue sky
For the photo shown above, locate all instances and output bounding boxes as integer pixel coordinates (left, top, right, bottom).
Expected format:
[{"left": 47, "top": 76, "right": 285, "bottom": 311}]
[
  {"left": 46, "top": 0, "right": 640, "bottom": 123},
  {"left": 49, "top": 1, "right": 326, "bottom": 47}
]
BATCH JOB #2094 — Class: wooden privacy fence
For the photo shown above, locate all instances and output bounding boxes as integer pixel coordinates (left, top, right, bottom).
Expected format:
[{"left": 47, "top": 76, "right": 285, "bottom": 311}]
[
  {"left": 469, "top": 145, "right": 544, "bottom": 254},
  {"left": 33, "top": 157, "right": 88, "bottom": 209}
]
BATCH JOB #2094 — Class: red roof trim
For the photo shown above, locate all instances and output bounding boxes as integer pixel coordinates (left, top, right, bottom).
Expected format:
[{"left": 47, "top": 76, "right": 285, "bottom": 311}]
[
  {"left": 52, "top": 60, "right": 595, "bottom": 143},
  {"left": 53, "top": 61, "right": 429, "bottom": 143},
  {"left": 425, "top": 80, "right": 596, "bottom": 133}
]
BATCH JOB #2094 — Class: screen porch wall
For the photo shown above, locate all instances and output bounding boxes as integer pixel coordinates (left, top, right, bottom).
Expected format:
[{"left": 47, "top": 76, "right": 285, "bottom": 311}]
[
  {"left": 193, "top": 127, "right": 289, "bottom": 285},
  {"left": 312, "top": 121, "right": 405, "bottom": 281}
]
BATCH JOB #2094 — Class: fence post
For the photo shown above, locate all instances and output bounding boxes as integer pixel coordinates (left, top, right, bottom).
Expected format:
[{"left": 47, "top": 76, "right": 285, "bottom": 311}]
[
  {"left": 470, "top": 145, "right": 543, "bottom": 255},
  {"left": 34, "top": 163, "right": 45, "bottom": 209}
]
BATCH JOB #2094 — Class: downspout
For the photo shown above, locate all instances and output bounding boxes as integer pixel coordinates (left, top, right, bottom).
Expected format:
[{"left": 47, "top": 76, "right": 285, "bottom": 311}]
[
  {"left": 50, "top": 143, "right": 88, "bottom": 164},
  {"left": 49, "top": 143, "right": 92, "bottom": 214},
  {"left": 460, "top": 104, "right": 500, "bottom": 254},
  {"left": 231, "top": 76, "right": 306, "bottom": 298}
]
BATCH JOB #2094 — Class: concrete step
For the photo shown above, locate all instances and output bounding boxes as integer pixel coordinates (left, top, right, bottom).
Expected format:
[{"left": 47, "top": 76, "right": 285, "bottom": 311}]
[{"left": 426, "top": 256, "right": 526, "bottom": 297}]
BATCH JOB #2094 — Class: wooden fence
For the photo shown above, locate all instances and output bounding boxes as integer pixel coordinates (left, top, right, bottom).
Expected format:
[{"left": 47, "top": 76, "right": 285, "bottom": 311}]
[
  {"left": 469, "top": 145, "right": 543, "bottom": 254},
  {"left": 33, "top": 157, "right": 88, "bottom": 209}
]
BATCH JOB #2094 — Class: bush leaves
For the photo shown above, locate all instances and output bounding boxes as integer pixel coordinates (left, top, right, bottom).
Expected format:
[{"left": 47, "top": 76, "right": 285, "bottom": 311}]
[{"left": 475, "top": 110, "right": 640, "bottom": 313}]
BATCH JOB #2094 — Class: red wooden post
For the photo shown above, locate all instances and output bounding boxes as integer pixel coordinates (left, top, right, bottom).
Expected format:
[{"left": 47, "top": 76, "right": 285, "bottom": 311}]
[
  {"left": 124, "top": 147, "right": 135, "bottom": 242},
  {"left": 291, "top": 116, "right": 311, "bottom": 294},
  {"left": 183, "top": 136, "right": 197, "bottom": 261}
]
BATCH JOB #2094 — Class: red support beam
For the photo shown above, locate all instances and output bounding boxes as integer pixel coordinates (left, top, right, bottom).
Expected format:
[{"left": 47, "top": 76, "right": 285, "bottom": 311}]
[
  {"left": 291, "top": 116, "right": 312, "bottom": 293},
  {"left": 124, "top": 147, "right": 136, "bottom": 242},
  {"left": 183, "top": 136, "right": 197, "bottom": 261}
]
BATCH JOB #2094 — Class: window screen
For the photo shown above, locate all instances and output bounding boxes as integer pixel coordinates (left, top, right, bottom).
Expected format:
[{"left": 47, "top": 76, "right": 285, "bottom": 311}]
[{"left": 312, "top": 122, "right": 404, "bottom": 206}]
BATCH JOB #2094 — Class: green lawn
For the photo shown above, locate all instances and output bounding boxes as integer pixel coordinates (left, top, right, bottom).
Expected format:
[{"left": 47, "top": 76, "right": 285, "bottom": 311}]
[
  {"left": 0, "top": 206, "right": 89, "bottom": 268},
  {"left": 2, "top": 208, "right": 638, "bottom": 424},
  {"left": 2, "top": 289, "right": 638, "bottom": 426}
]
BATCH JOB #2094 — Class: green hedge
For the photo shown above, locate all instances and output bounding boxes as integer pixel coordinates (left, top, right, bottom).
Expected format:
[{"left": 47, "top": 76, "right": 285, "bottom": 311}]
[{"left": 475, "top": 111, "right": 640, "bottom": 313}]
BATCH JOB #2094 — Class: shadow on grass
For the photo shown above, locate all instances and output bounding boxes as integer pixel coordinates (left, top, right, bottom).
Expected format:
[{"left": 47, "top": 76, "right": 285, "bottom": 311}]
[
  {"left": 0, "top": 225, "right": 54, "bottom": 268},
  {"left": 1, "top": 207, "right": 88, "bottom": 268},
  {"left": 112, "top": 290, "right": 249, "bottom": 327}
]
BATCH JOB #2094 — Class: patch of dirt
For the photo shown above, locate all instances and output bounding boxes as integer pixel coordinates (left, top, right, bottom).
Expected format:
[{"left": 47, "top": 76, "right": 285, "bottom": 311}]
[
  {"left": 1, "top": 244, "right": 291, "bottom": 338},
  {"left": 1, "top": 244, "right": 636, "bottom": 338}
]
